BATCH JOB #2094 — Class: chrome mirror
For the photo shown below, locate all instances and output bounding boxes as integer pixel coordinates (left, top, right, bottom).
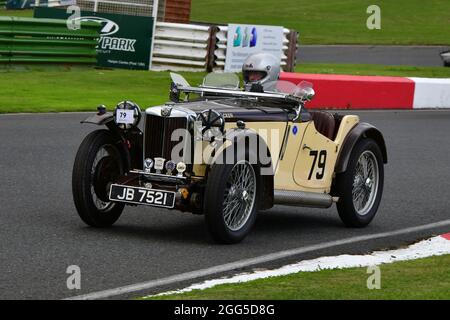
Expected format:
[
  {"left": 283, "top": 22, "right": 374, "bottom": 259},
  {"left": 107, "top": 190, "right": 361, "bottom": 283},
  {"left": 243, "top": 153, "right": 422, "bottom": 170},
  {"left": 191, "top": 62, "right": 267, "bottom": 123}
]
[{"left": 295, "top": 81, "right": 315, "bottom": 102}]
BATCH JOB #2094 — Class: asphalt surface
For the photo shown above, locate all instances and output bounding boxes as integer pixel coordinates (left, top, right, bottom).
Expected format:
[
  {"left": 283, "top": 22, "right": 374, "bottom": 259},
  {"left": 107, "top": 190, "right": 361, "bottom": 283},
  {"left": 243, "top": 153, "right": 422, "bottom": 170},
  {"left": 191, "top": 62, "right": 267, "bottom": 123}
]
[
  {"left": 1, "top": 110, "right": 450, "bottom": 300},
  {"left": 297, "top": 45, "right": 450, "bottom": 67}
]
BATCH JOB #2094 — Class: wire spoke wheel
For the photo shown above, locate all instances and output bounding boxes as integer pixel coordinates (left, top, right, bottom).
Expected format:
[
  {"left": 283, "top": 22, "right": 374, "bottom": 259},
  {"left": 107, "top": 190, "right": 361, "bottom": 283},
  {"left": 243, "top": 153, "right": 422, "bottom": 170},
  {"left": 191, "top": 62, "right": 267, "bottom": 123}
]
[
  {"left": 222, "top": 160, "right": 257, "bottom": 232},
  {"left": 352, "top": 150, "right": 379, "bottom": 216},
  {"left": 72, "top": 130, "right": 126, "bottom": 227},
  {"left": 90, "top": 144, "right": 121, "bottom": 212}
]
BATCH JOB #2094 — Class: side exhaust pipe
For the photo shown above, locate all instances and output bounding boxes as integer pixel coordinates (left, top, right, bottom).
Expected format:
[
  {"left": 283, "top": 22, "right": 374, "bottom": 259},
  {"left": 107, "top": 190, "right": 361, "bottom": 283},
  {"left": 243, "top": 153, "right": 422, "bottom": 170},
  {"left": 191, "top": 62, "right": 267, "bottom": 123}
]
[{"left": 274, "top": 190, "right": 338, "bottom": 208}]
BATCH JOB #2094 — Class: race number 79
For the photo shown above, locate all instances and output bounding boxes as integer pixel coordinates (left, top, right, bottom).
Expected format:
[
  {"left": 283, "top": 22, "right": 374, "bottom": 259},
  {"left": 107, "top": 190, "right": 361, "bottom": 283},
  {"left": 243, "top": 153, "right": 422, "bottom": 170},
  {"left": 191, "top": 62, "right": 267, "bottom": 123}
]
[
  {"left": 308, "top": 150, "right": 327, "bottom": 180},
  {"left": 116, "top": 109, "right": 134, "bottom": 124}
]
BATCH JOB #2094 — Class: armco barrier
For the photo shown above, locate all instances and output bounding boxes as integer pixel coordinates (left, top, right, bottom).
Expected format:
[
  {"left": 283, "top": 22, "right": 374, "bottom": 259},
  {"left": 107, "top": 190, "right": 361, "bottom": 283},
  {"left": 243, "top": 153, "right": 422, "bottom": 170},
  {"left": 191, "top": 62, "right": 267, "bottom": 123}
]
[
  {"left": 0, "top": 0, "right": 6, "bottom": 8},
  {"left": 151, "top": 22, "right": 298, "bottom": 72},
  {"left": 0, "top": 17, "right": 101, "bottom": 66},
  {"left": 281, "top": 72, "right": 450, "bottom": 109},
  {"left": 152, "top": 21, "right": 211, "bottom": 72}
]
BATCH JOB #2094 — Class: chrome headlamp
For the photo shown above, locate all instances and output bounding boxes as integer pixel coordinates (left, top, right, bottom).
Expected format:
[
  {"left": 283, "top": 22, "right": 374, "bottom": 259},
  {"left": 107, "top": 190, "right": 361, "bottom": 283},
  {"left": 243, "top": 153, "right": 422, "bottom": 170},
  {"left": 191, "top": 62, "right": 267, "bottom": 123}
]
[
  {"left": 176, "top": 162, "right": 187, "bottom": 177},
  {"left": 144, "top": 158, "right": 154, "bottom": 173},
  {"left": 165, "top": 160, "right": 176, "bottom": 175},
  {"left": 114, "top": 100, "right": 142, "bottom": 130}
]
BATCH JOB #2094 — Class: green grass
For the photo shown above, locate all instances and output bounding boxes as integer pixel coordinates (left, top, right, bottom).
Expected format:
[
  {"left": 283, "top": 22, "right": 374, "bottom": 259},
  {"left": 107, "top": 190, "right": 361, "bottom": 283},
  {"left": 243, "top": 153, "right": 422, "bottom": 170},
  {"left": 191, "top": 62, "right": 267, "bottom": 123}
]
[
  {"left": 0, "top": 63, "right": 449, "bottom": 113},
  {"left": 145, "top": 255, "right": 450, "bottom": 300},
  {"left": 2, "top": 2, "right": 450, "bottom": 45},
  {"left": 192, "top": 0, "right": 450, "bottom": 45},
  {"left": 0, "top": 9, "right": 33, "bottom": 17},
  {"left": 0, "top": 68, "right": 205, "bottom": 113}
]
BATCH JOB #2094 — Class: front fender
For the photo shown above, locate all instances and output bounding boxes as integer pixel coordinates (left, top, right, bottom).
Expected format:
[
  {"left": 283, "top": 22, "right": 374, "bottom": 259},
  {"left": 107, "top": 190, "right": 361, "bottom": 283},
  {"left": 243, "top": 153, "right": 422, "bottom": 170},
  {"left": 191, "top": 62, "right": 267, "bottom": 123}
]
[
  {"left": 206, "top": 128, "right": 274, "bottom": 210},
  {"left": 80, "top": 112, "right": 135, "bottom": 171},
  {"left": 80, "top": 112, "right": 114, "bottom": 125},
  {"left": 208, "top": 128, "right": 273, "bottom": 170},
  {"left": 335, "top": 122, "right": 388, "bottom": 174}
]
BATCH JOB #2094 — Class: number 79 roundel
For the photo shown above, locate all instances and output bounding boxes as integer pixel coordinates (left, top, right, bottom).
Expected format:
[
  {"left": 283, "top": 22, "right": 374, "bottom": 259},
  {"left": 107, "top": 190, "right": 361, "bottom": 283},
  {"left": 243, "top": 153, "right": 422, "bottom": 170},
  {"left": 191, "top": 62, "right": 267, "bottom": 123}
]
[{"left": 308, "top": 150, "right": 327, "bottom": 180}]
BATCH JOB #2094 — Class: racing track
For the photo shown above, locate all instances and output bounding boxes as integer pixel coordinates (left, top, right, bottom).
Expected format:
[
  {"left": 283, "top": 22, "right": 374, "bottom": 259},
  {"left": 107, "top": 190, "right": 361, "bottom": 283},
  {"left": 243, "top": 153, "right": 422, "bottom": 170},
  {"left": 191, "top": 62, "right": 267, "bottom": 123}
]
[
  {"left": 1, "top": 110, "right": 450, "bottom": 299},
  {"left": 297, "top": 45, "right": 449, "bottom": 67}
]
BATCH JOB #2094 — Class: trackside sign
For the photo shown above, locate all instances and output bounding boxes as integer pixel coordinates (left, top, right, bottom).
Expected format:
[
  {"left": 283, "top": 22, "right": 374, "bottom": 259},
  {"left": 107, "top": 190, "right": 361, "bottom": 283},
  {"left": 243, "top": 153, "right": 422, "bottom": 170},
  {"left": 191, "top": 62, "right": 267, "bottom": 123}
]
[
  {"left": 225, "top": 24, "right": 284, "bottom": 72},
  {"left": 34, "top": 8, "right": 153, "bottom": 70}
]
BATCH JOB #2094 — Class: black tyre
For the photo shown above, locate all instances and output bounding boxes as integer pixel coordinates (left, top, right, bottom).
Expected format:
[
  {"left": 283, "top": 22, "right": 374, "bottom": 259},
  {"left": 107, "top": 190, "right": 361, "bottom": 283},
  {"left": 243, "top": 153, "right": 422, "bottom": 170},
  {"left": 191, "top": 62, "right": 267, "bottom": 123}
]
[
  {"left": 335, "top": 138, "right": 384, "bottom": 227},
  {"left": 72, "top": 129, "right": 125, "bottom": 227},
  {"left": 204, "top": 157, "right": 261, "bottom": 244}
]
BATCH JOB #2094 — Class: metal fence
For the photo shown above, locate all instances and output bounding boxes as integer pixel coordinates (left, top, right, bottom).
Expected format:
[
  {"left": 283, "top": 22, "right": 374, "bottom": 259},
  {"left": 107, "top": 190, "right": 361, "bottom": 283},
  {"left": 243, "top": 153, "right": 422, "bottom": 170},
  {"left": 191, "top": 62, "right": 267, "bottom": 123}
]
[
  {"left": 0, "top": 0, "right": 6, "bottom": 8},
  {"left": 151, "top": 22, "right": 299, "bottom": 72},
  {"left": 75, "top": 0, "right": 162, "bottom": 18},
  {"left": 0, "top": 16, "right": 101, "bottom": 66}
]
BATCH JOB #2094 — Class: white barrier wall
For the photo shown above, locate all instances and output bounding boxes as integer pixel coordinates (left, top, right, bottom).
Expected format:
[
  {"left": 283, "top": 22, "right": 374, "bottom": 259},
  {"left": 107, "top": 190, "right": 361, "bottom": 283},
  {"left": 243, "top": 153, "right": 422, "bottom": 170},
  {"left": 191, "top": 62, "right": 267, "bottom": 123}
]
[{"left": 410, "top": 78, "right": 450, "bottom": 109}]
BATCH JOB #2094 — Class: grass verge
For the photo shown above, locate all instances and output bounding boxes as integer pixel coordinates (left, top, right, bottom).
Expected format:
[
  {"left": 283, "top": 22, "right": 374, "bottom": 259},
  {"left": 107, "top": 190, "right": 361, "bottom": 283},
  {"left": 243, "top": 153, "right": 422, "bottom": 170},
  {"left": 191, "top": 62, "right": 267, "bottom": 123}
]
[
  {"left": 0, "top": 68, "right": 205, "bottom": 113},
  {"left": 144, "top": 254, "right": 450, "bottom": 300},
  {"left": 192, "top": 0, "right": 450, "bottom": 45},
  {"left": 2, "top": 1, "right": 450, "bottom": 45},
  {"left": 0, "top": 9, "right": 33, "bottom": 17},
  {"left": 0, "top": 63, "right": 449, "bottom": 113}
]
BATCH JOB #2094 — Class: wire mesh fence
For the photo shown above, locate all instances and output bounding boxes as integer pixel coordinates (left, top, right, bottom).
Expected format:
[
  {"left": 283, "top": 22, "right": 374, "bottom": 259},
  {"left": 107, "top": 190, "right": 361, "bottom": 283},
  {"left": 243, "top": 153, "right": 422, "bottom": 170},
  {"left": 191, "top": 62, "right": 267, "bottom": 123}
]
[{"left": 75, "top": 0, "right": 165, "bottom": 18}]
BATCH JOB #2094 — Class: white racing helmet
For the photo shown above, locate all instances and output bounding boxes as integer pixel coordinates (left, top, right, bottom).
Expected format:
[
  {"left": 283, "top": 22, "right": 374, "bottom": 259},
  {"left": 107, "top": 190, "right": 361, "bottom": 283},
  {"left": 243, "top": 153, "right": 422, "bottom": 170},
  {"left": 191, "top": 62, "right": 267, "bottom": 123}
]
[{"left": 242, "top": 53, "right": 281, "bottom": 91}]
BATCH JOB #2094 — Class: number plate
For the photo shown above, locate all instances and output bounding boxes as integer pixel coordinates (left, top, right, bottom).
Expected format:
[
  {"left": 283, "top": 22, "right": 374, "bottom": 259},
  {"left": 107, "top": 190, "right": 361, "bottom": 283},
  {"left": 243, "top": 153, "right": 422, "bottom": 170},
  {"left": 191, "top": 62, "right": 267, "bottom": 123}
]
[
  {"left": 109, "top": 184, "right": 176, "bottom": 208},
  {"left": 116, "top": 109, "right": 135, "bottom": 124}
]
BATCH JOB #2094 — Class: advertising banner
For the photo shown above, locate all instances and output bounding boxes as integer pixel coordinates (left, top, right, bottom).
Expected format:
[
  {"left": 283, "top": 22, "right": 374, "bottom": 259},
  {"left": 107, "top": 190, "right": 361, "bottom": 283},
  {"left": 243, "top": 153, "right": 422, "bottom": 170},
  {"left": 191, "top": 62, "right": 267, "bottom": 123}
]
[
  {"left": 34, "top": 7, "right": 153, "bottom": 70},
  {"left": 225, "top": 24, "right": 284, "bottom": 72}
]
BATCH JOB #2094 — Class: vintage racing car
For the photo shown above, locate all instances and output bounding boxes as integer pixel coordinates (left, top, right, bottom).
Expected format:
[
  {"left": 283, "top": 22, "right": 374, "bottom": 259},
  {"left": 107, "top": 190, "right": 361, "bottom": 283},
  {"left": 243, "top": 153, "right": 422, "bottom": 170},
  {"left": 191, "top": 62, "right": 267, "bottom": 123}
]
[{"left": 72, "top": 73, "right": 387, "bottom": 243}]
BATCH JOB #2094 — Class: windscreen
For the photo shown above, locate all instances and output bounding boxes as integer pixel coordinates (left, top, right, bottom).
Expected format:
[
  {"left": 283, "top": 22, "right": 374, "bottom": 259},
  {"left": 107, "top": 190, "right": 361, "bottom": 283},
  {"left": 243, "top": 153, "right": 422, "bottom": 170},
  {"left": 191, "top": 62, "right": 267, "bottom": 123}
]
[{"left": 202, "top": 72, "right": 240, "bottom": 89}]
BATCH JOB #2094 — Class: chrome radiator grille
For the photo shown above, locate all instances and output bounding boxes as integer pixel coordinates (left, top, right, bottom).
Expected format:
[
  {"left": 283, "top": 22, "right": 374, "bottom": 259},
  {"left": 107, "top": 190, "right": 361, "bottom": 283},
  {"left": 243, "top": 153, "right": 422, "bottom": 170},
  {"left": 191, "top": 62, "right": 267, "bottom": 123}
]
[{"left": 144, "top": 114, "right": 189, "bottom": 163}]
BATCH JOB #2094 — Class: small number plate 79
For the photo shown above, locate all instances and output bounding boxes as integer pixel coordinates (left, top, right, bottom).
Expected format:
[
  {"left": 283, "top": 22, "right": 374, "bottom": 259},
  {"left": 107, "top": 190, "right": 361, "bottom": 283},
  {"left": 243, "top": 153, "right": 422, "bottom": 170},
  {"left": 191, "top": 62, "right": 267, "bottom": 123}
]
[
  {"left": 109, "top": 184, "right": 176, "bottom": 208},
  {"left": 116, "top": 109, "right": 135, "bottom": 124}
]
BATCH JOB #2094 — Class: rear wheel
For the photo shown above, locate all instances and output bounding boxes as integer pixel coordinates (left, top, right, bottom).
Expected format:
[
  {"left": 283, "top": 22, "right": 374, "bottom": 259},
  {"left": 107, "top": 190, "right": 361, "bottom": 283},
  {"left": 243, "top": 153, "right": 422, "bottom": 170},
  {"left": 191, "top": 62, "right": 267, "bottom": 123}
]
[
  {"left": 72, "top": 130, "right": 125, "bottom": 227},
  {"left": 204, "top": 159, "right": 260, "bottom": 244},
  {"left": 335, "top": 138, "right": 384, "bottom": 227}
]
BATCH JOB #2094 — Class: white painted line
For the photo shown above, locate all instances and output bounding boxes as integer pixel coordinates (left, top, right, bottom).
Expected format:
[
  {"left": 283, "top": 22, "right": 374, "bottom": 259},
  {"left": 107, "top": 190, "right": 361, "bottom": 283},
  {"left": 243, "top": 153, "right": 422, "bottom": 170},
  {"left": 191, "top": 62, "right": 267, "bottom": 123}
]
[
  {"left": 147, "top": 234, "right": 450, "bottom": 298},
  {"left": 65, "top": 219, "right": 450, "bottom": 300}
]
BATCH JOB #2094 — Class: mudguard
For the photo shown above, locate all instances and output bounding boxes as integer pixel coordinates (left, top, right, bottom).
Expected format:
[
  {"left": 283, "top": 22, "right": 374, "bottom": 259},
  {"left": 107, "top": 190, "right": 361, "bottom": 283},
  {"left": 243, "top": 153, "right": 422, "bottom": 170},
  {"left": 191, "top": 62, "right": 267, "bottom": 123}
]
[
  {"left": 208, "top": 128, "right": 275, "bottom": 210},
  {"left": 209, "top": 128, "right": 273, "bottom": 171},
  {"left": 335, "top": 122, "right": 387, "bottom": 174},
  {"left": 80, "top": 112, "right": 135, "bottom": 170},
  {"left": 80, "top": 112, "right": 114, "bottom": 125}
]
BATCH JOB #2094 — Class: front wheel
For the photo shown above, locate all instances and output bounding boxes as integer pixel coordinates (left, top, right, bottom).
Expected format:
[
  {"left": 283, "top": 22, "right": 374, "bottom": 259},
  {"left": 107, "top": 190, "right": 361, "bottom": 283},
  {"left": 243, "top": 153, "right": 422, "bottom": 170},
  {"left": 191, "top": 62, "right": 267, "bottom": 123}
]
[
  {"left": 204, "top": 160, "right": 260, "bottom": 244},
  {"left": 335, "top": 138, "right": 384, "bottom": 227},
  {"left": 72, "top": 129, "right": 125, "bottom": 227}
]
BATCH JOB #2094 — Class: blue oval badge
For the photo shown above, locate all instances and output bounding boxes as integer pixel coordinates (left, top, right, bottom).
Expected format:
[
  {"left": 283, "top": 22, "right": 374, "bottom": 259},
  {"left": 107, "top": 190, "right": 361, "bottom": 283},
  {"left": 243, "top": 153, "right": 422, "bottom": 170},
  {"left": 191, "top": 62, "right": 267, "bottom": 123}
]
[{"left": 293, "top": 126, "right": 298, "bottom": 135}]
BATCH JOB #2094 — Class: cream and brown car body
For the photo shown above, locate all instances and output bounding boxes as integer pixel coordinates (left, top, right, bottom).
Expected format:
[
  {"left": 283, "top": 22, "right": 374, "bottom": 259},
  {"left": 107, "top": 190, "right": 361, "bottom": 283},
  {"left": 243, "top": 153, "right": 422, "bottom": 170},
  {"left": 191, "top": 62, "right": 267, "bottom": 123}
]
[{"left": 73, "top": 73, "right": 387, "bottom": 243}]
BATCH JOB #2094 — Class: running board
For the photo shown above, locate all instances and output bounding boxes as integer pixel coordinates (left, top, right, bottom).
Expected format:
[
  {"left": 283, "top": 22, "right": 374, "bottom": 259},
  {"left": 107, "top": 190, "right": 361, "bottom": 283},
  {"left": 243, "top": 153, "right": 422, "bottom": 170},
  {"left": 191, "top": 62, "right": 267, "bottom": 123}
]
[{"left": 273, "top": 190, "right": 338, "bottom": 208}]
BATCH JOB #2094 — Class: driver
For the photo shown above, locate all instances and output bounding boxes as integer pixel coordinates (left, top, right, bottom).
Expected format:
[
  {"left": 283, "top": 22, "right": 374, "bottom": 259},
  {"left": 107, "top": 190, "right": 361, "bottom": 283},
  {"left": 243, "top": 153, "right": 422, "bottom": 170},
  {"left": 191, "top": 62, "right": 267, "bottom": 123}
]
[{"left": 242, "top": 53, "right": 281, "bottom": 92}]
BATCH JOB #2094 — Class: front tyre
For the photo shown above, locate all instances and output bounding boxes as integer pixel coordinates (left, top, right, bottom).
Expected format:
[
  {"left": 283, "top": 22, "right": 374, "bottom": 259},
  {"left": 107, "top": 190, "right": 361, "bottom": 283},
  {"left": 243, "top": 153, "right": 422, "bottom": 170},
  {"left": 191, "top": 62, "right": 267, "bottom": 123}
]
[
  {"left": 335, "top": 138, "right": 384, "bottom": 227},
  {"left": 204, "top": 160, "right": 260, "bottom": 244},
  {"left": 72, "top": 129, "right": 125, "bottom": 227}
]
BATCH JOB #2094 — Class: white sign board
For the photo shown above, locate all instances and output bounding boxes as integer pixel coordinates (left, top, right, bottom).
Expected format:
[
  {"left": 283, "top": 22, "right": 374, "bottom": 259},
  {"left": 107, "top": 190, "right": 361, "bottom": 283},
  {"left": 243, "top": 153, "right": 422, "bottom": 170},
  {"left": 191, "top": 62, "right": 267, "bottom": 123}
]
[{"left": 224, "top": 24, "right": 284, "bottom": 72}]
